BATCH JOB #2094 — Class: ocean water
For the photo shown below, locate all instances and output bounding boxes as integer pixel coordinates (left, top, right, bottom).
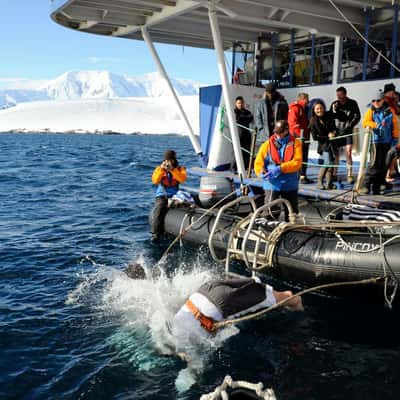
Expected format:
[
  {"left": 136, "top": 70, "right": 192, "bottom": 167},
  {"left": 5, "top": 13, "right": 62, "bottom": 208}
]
[{"left": 1, "top": 132, "right": 400, "bottom": 400}]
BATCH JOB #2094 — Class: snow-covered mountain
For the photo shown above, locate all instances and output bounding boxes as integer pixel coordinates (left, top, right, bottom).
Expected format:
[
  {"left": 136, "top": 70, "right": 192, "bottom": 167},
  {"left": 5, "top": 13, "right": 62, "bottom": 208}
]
[
  {"left": 0, "top": 70, "right": 201, "bottom": 107},
  {"left": 0, "top": 96, "right": 199, "bottom": 135}
]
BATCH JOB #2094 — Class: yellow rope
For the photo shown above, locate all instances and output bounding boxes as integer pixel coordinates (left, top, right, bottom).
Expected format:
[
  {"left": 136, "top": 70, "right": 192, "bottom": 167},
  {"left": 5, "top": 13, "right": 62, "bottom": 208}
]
[{"left": 213, "top": 276, "right": 384, "bottom": 330}]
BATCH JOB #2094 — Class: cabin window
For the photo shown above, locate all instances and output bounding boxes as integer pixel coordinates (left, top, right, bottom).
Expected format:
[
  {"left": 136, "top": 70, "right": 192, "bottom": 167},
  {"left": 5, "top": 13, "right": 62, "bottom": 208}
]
[
  {"left": 339, "top": 5, "right": 399, "bottom": 82},
  {"left": 232, "top": 5, "right": 400, "bottom": 88},
  {"left": 231, "top": 42, "right": 256, "bottom": 86},
  {"left": 254, "top": 33, "right": 335, "bottom": 89}
]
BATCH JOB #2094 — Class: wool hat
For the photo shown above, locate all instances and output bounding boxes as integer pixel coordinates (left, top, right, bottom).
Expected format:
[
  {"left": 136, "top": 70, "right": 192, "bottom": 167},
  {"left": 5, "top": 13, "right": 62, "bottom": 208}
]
[
  {"left": 163, "top": 149, "right": 177, "bottom": 160},
  {"left": 384, "top": 83, "right": 396, "bottom": 94}
]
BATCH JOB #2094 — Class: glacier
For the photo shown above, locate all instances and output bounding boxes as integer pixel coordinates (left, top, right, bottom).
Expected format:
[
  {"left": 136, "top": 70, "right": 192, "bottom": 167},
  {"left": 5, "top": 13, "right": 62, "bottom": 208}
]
[{"left": 0, "top": 71, "right": 202, "bottom": 134}]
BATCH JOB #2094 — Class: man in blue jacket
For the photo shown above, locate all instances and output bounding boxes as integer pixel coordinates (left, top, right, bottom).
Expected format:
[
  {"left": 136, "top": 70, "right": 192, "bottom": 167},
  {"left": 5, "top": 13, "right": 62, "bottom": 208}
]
[{"left": 362, "top": 90, "right": 394, "bottom": 194}]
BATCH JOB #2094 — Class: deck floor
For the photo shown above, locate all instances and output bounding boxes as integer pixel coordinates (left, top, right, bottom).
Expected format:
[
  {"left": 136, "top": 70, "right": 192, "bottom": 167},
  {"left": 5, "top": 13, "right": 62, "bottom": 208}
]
[{"left": 189, "top": 164, "right": 400, "bottom": 209}]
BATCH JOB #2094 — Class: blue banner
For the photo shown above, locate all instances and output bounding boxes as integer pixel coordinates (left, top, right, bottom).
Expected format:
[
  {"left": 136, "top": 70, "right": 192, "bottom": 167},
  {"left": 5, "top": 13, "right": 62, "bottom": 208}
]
[{"left": 199, "top": 85, "right": 222, "bottom": 165}]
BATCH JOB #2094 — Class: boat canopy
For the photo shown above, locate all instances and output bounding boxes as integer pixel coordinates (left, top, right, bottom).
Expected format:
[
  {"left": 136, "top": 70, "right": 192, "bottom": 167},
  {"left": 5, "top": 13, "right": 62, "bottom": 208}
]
[{"left": 51, "top": 0, "right": 396, "bottom": 49}]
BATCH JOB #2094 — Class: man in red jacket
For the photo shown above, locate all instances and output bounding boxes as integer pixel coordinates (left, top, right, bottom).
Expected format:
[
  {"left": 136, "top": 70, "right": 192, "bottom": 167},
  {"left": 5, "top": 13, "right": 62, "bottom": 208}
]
[{"left": 288, "top": 92, "right": 313, "bottom": 183}]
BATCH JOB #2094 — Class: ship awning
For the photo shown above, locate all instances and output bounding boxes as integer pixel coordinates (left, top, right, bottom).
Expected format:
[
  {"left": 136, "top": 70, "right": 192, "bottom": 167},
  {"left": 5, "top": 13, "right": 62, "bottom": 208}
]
[{"left": 50, "top": 0, "right": 395, "bottom": 49}]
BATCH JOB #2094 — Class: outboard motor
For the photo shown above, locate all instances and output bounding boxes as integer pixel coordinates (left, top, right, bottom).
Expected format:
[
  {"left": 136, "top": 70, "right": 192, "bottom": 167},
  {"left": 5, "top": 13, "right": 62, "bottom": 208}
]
[{"left": 199, "top": 176, "right": 234, "bottom": 208}]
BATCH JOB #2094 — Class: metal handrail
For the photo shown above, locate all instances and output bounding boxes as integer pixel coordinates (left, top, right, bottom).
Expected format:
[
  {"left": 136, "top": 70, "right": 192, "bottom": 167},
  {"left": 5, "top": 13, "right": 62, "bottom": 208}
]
[
  {"left": 208, "top": 196, "right": 256, "bottom": 262},
  {"left": 241, "top": 199, "right": 294, "bottom": 268}
]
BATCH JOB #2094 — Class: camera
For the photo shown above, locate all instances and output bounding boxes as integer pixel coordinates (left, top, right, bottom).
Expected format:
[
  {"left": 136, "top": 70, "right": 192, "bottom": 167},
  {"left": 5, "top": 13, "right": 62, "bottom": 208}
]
[{"left": 163, "top": 160, "right": 171, "bottom": 169}]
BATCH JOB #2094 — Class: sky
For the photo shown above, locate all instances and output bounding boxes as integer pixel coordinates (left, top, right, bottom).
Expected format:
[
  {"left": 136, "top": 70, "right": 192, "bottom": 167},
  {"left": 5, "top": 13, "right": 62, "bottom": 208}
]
[{"left": 1, "top": 1, "right": 221, "bottom": 84}]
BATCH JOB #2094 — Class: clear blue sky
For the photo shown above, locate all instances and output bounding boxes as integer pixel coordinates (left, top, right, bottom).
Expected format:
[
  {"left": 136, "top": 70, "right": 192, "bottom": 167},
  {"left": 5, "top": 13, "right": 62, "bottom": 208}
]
[{"left": 1, "top": 1, "right": 220, "bottom": 84}]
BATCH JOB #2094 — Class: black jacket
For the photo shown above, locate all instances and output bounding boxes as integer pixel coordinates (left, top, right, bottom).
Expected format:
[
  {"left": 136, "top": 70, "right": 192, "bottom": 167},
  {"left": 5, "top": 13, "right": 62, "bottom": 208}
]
[
  {"left": 234, "top": 107, "right": 254, "bottom": 141},
  {"left": 309, "top": 112, "right": 336, "bottom": 154},
  {"left": 329, "top": 97, "right": 361, "bottom": 135}
]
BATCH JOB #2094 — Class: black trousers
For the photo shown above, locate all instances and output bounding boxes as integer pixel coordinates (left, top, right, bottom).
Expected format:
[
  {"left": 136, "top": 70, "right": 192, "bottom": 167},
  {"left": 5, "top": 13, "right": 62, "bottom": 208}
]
[
  {"left": 301, "top": 142, "right": 309, "bottom": 177},
  {"left": 264, "top": 189, "right": 299, "bottom": 221},
  {"left": 150, "top": 196, "right": 168, "bottom": 235},
  {"left": 364, "top": 143, "right": 391, "bottom": 194}
]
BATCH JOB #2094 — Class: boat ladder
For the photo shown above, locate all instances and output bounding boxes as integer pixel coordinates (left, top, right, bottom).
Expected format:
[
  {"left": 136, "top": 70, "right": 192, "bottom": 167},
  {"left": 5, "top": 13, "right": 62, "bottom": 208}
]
[{"left": 209, "top": 197, "right": 296, "bottom": 276}]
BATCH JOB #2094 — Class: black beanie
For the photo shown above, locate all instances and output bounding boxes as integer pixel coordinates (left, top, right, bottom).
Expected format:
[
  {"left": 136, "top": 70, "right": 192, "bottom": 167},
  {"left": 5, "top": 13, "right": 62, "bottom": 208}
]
[
  {"left": 163, "top": 149, "right": 177, "bottom": 160},
  {"left": 384, "top": 83, "right": 396, "bottom": 93}
]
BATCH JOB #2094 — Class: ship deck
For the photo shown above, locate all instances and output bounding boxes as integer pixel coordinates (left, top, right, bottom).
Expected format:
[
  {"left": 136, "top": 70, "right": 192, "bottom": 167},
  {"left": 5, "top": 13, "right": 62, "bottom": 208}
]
[{"left": 189, "top": 164, "right": 400, "bottom": 209}]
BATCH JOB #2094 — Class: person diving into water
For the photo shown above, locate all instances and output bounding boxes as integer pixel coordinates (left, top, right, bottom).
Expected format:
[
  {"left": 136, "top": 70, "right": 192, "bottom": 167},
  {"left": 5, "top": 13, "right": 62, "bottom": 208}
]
[
  {"left": 123, "top": 262, "right": 303, "bottom": 392},
  {"left": 124, "top": 263, "right": 303, "bottom": 354}
]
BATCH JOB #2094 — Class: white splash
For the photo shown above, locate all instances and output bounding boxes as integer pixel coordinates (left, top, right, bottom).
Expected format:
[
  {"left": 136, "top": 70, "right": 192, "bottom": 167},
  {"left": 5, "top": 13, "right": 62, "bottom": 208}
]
[{"left": 66, "top": 256, "right": 243, "bottom": 394}]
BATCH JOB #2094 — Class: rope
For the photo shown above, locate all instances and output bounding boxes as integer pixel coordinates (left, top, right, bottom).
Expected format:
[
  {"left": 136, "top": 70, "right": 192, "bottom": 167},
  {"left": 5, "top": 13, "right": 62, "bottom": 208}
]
[
  {"left": 200, "top": 375, "right": 276, "bottom": 400},
  {"left": 178, "top": 212, "right": 190, "bottom": 247},
  {"left": 213, "top": 276, "right": 384, "bottom": 330},
  {"left": 302, "top": 131, "right": 359, "bottom": 144},
  {"left": 303, "top": 161, "right": 346, "bottom": 168},
  {"left": 157, "top": 189, "right": 239, "bottom": 265}
]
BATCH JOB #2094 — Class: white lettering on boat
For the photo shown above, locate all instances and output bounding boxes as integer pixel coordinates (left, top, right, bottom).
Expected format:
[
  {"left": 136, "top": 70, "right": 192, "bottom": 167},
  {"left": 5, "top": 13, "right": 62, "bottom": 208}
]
[{"left": 335, "top": 241, "right": 380, "bottom": 252}]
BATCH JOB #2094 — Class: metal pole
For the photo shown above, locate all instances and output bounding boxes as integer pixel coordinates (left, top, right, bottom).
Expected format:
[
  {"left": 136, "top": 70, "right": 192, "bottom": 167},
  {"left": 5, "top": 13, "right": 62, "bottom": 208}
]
[
  {"left": 208, "top": 3, "right": 246, "bottom": 179},
  {"left": 390, "top": 4, "right": 399, "bottom": 79},
  {"left": 309, "top": 33, "right": 315, "bottom": 85},
  {"left": 362, "top": 9, "right": 371, "bottom": 81},
  {"left": 355, "top": 127, "right": 372, "bottom": 192},
  {"left": 231, "top": 41, "right": 237, "bottom": 83},
  {"left": 332, "top": 35, "right": 342, "bottom": 85},
  {"left": 141, "top": 26, "right": 203, "bottom": 156},
  {"left": 289, "top": 29, "right": 295, "bottom": 87},
  {"left": 271, "top": 32, "right": 277, "bottom": 83}
]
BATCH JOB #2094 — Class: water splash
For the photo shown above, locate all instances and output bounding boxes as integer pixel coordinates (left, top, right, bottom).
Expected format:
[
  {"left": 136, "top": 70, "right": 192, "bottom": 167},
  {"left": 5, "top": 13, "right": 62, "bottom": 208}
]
[{"left": 65, "top": 255, "right": 233, "bottom": 393}]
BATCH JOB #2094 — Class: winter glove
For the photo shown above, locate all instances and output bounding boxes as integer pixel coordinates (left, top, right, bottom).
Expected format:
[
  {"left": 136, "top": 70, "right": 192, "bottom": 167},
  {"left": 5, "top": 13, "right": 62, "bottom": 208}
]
[
  {"left": 259, "top": 171, "right": 268, "bottom": 180},
  {"left": 266, "top": 165, "right": 281, "bottom": 179}
]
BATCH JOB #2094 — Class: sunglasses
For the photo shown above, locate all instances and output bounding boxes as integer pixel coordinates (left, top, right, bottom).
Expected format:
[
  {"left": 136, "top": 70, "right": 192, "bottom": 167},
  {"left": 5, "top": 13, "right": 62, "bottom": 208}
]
[{"left": 372, "top": 99, "right": 383, "bottom": 102}]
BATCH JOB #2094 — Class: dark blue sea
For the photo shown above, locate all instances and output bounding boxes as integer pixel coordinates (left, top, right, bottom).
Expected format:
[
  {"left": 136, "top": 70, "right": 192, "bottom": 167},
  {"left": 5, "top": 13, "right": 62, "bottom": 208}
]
[{"left": 2, "top": 132, "right": 400, "bottom": 400}]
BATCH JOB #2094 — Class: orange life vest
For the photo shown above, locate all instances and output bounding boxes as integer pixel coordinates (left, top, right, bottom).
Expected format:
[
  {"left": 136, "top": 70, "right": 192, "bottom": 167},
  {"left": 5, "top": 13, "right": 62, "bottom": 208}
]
[
  {"left": 185, "top": 299, "right": 216, "bottom": 332},
  {"left": 269, "top": 134, "right": 295, "bottom": 165},
  {"left": 161, "top": 172, "right": 178, "bottom": 188}
]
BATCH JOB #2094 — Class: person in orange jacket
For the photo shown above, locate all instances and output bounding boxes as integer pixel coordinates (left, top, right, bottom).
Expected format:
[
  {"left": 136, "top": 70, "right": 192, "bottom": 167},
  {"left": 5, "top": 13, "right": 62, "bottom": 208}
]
[
  {"left": 150, "top": 149, "right": 187, "bottom": 240},
  {"left": 254, "top": 120, "right": 302, "bottom": 220},
  {"left": 288, "top": 93, "right": 312, "bottom": 183}
]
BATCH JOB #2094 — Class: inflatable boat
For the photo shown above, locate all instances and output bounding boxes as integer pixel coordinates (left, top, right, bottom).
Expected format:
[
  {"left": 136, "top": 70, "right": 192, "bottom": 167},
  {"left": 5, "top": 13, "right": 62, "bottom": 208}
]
[{"left": 164, "top": 196, "right": 400, "bottom": 303}]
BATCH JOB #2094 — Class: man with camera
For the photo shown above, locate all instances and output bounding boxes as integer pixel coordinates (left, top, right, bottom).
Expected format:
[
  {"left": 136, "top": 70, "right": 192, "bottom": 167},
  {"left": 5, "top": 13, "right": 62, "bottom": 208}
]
[{"left": 150, "top": 150, "right": 187, "bottom": 241}]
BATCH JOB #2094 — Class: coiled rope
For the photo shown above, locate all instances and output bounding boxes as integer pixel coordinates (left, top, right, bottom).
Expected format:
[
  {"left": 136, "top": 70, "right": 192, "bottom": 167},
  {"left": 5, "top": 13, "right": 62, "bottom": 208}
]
[{"left": 200, "top": 375, "right": 276, "bottom": 400}]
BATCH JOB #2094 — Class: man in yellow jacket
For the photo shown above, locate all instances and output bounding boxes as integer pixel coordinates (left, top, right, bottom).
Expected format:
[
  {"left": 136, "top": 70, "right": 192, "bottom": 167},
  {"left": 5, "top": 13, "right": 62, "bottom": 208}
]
[
  {"left": 150, "top": 150, "right": 187, "bottom": 240},
  {"left": 254, "top": 120, "right": 303, "bottom": 220}
]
